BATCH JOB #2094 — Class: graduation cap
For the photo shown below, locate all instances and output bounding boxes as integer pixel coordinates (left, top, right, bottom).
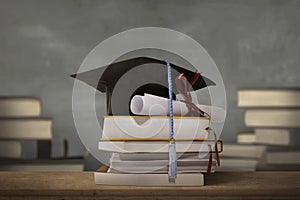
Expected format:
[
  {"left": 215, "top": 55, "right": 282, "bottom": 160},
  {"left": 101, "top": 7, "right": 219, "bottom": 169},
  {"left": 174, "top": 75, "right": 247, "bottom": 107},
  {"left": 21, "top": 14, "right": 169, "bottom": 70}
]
[{"left": 71, "top": 57, "right": 215, "bottom": 116}]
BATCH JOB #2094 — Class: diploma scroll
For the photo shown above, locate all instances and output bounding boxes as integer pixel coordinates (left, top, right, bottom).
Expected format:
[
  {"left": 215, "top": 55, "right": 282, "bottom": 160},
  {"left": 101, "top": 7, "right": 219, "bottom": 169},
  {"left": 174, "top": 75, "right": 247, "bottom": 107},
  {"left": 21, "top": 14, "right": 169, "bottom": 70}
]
[{"left": 130, "top": 94, "right": 226, "bottom": 123}]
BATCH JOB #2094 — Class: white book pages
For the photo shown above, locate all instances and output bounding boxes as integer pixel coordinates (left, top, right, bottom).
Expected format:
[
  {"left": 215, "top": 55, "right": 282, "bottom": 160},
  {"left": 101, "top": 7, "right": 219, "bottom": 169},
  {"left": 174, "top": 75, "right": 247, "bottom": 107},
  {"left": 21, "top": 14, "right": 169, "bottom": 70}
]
[
  {"left": 102, "top": 116, "right": 209, "bottom": 140},
  {"left": 221, "top": 144, "right": 266, "bottom": 159},
  {"left": 217, "top": 158, "right": 258, "bottom": 172},
  {"left": 238, "top": 89, "right": 300, "bottom": 107},
  {"left": 245, "top": 109, "right": 300, "bottom": 128},
  {"left": 0, "top": 97, "right": 41, "bottom": 117},
  {"left": 255, "top": 129, "right": 291, "bottom": 145},
  {"left": 237, "top": 133, "right": 256, "bottom": 144},
  {"left": 110, "top": 158, "right": 214, "bottom": 168},
  {"left": 109, "top": 156, "right": 216, "bottom": 173},
  {"left": 130, "top": 93, "right": 226, "bottom": 123},
  {"left": 110, "top": 152, "right": 209, "bottom": 161},
  {"left": 0, "top": 164, "right": 84, "bottom": 171},
  {"left": 267, "top": 151, "right": 300, "bottom": 165},
  {"left": 107, "top": 166, "right": 216, "bottom": 174},
  {"left": 99, "top": 140, "right": 222, "bottom": 153},
  {"left": 94, "top": 172, "right": 204, "bottom": 186},
  {"left": 0, "top": 118, "right": 52, "bottom": 139}
]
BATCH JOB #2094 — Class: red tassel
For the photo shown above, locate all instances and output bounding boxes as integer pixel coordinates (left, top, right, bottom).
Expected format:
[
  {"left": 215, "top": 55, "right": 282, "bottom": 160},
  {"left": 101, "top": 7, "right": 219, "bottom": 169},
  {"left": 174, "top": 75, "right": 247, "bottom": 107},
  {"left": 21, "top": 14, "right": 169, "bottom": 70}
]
[
  {"left": 214, "top": 132, "right": 220, "bottom": 166},
  {"left": 207, "top": 144, "right": 212, "bottom": 174}
]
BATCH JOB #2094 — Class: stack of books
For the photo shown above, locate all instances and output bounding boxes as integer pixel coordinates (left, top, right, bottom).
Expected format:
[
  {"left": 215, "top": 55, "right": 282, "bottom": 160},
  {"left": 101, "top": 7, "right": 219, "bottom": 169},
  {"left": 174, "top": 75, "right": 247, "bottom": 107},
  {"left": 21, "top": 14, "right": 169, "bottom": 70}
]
[
  {"left": 95, "top": 106, "right": 223, "bottom": 186},
  {"left": 235, "top": 89, "right": 300, "bottom": 170},
  {"left": 0, "top": 96, "right": 84, "bottom": 171}
]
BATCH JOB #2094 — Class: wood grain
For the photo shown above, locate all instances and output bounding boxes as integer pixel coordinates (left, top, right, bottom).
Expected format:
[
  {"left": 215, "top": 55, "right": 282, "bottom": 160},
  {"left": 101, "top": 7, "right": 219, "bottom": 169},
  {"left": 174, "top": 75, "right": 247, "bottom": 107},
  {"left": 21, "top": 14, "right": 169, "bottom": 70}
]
[{"left": 0, "top": 172, "right": 299, "bottom": 199}]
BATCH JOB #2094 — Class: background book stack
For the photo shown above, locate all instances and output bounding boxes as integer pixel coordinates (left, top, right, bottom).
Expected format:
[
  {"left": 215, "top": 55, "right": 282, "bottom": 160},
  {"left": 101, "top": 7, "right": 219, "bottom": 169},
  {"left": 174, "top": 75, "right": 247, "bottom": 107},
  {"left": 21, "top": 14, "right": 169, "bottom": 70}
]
[
  {"left": 0, "top": 96, "right": 84, "bottom": 171},
  {"left": 235, "top": 89, "right": 300, "bottom": 171}
]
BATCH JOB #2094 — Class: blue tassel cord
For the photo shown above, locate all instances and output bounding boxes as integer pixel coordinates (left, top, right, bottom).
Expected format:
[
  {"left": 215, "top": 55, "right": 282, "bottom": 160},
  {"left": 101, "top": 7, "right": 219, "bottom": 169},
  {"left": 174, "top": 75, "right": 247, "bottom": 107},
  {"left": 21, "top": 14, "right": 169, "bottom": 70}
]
[
  {"left": 168, "top": 139, "right": 177, "bottom": 182},
  {"left": 166, "top": 60, "right": 177, "bottom": 182}
]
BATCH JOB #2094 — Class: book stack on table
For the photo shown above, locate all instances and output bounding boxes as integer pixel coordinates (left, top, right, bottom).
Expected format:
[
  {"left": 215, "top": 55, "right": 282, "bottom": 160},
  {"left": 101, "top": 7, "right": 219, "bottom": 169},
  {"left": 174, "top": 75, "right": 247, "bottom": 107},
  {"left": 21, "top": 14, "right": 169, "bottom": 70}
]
[
  {"left": 234, "top": 89, "right": 300, "bottom": 171},
  {"left": 0, "top": 96, "right": 84, "bottom": 171},
  {"left": 95, "top": 93, "right": 224, "bottom": 186}
]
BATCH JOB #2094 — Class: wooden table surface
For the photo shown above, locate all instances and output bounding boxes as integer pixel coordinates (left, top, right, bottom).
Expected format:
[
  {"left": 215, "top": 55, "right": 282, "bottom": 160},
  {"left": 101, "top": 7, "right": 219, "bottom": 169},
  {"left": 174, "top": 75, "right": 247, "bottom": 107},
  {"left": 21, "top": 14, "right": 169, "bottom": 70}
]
[{"left": 0, "top": 172, "right": 299, "bottom": 199}]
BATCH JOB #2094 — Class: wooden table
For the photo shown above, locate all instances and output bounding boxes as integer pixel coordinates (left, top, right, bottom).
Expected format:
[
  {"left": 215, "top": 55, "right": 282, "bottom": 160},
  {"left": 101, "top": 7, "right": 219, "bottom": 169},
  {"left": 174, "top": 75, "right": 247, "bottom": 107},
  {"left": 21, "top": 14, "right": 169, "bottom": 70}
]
[{"left": 0, "top": 172, "right": 299, "bottom": 199}]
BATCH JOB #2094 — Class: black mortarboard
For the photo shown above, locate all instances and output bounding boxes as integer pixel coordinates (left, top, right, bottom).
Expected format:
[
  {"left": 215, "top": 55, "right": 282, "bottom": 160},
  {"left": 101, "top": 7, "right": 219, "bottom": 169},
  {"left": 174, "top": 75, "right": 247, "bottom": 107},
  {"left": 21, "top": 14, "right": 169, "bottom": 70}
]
[{"left": 71, "top": 57, "right": 215, "bottom": 115}]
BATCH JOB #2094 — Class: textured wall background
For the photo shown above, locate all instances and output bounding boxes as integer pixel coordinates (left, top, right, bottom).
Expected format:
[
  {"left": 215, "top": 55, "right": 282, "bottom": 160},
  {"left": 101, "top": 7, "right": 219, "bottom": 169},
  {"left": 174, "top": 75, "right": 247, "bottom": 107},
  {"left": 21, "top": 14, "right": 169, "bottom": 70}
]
[{"left": 0, "top": 0, "right": 299, "bottom": 168}]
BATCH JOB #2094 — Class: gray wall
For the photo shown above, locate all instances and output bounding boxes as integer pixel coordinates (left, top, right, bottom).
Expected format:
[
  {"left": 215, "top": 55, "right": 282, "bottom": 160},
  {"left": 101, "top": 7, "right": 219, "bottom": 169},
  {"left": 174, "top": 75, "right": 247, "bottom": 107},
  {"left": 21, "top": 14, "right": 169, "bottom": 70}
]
[{"left": 0, "top": 0, "right": 299, "bottom": 167}]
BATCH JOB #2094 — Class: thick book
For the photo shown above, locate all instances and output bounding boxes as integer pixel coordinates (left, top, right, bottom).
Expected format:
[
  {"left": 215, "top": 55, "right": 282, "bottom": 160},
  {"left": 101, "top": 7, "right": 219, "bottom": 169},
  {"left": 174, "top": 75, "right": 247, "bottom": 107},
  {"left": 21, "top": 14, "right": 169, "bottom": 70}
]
[
  {"left": 237, "top": 130, "right": 299, "bottom": 146},
  {"left": 258, "top": 164, "right": 300, "bottom": 171},
  {"left": 99, "top": 140, "right": 223, "bottom": 153},
  {"left": 217, "top": 158, "right": 258, "bottom": 172},
  {"left": 0, "top": 117, "right": 52, "bottom": 139},
  {"left": 109, "top": 159, "right": 216, "bottom": 173},
  {"left": 0, "top": 159, "right": 84, "bottom": 171},
  {"left": 102, "top": 116, "right": 210, "bottom": 140},
  {"left": 94, "top": 167, "right": 204, "bottom": 186},
  {"left": 108, "top": 166, "right": 216, "bottom": 174},
  {"left": 255, "top": 129, "right": 296, "bottom": 146},
  {"left": 0, "top": 140, "right": 39, "bottom": 159},
  {"left": 237, "top": 133, "right": 256, "bottom": 144},
  {"left": 0, "top": 138, "right": 70, "bottom": 160},
  {"left": 110, "top": 152, "right": 208, "bottom": 161},
  {"left": 0, "top": 97, "right": 41, "bottom": 117},
  {"left": 221, "top": 144, "right": 266, "bottom": 159},
  {"left": 245, "top": 109, "right": 300, "bottom": 128},
  {"left": 266, "top": 151, "right": 300, "bottom": 165},
  {"left": 238, "top": 89, "right": 300, "bottom": 107}
]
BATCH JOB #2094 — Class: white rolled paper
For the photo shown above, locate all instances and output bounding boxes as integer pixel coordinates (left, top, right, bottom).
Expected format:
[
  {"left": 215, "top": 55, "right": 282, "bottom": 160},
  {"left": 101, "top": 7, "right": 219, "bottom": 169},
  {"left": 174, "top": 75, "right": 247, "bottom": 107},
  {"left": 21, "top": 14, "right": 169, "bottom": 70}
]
[{"left": 130, "top": 93, "right": 226, "bottom": 123}]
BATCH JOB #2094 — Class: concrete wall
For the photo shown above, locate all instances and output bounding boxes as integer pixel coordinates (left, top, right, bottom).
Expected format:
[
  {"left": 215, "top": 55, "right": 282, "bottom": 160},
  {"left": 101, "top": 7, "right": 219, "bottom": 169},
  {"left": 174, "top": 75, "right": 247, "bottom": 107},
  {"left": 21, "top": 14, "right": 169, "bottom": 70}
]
[{"left": 0, "top": 0, "right": 299, "bottom": 168}]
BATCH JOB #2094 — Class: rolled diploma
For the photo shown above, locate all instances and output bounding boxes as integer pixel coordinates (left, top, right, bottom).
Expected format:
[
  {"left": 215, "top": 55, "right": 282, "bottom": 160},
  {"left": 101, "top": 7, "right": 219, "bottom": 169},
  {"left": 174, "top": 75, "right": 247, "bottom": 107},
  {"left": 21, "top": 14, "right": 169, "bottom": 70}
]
[{"left": 130, "top": 93, "right": 226, "bottom": 123}]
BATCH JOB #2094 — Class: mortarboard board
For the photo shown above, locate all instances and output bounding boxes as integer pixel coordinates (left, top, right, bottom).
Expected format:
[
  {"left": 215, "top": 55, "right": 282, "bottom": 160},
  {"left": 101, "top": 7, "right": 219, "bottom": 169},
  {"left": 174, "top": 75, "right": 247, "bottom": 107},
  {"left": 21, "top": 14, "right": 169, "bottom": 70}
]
[{"left": 71, "top": 57, "right": 215, "bottom": 116}]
